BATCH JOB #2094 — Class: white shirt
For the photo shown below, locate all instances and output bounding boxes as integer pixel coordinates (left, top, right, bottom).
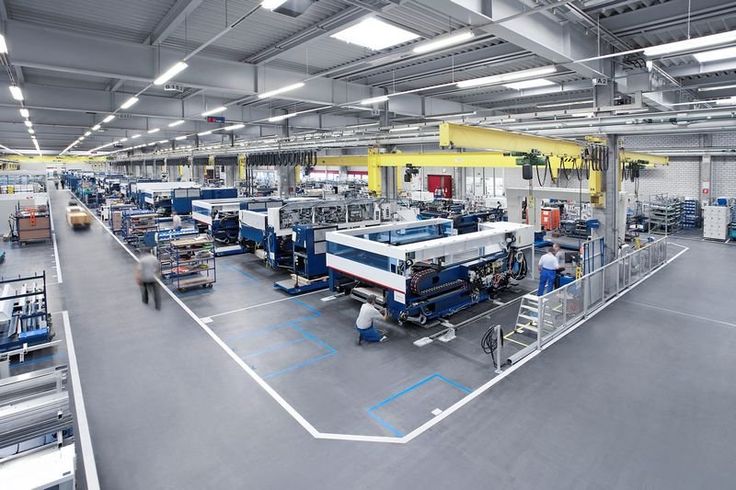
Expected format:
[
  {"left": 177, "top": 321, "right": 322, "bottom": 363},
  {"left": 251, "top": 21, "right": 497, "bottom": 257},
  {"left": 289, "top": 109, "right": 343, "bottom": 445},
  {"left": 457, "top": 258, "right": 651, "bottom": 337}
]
[
  {"left": 538, "top": 252, "right": 559, "bottom": 271},
  {"left": 172, "top": 214, "right": 182, "bottom": 228},
  {"left": 139, "top": 254, "right": 159, "bottom": 282},
  {"left": 356, "top": 303, "right": 384, "bottom": 329}
]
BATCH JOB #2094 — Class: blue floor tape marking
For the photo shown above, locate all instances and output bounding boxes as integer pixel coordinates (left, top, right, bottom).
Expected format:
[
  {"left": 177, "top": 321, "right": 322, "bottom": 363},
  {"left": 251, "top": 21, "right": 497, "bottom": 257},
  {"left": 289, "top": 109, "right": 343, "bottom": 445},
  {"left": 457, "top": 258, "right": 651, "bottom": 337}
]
[
  {"left": 242, "top": 337, "right": 309, "bottom": 358},
  {"left": 366, "top": 373, "right": 472, "bottom": 437},
  {"left": 289, "top": 298, "right": 321, "bottom": 317},
  {"left": 225, "top": 264, "right": 257, "bottom": 281},
  {"left": 263, "top": 351, "right": 337, "bottom": 379}
]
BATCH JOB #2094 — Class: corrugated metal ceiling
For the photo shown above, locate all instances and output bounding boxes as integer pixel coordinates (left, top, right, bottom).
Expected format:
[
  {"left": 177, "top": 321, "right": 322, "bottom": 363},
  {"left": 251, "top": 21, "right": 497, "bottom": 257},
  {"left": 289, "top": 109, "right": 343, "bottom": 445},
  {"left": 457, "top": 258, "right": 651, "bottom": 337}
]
[{"left": 6, "top": 0, "right": 179, "bottom": 43}]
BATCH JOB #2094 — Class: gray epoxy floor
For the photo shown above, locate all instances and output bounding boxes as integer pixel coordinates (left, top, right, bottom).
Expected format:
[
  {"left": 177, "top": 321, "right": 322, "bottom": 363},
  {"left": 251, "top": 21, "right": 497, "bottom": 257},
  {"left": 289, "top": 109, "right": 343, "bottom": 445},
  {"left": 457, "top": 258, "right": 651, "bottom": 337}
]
[{"left": 49, "top": 187, "right": 736, "bottom": 490}]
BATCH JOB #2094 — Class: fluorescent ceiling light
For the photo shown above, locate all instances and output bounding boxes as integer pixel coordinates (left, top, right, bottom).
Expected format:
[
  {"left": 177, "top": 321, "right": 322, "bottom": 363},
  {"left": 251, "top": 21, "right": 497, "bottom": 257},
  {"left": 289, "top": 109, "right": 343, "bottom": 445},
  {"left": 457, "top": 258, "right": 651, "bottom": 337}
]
[
  {"left": 344, "top": 105, "right": 374, "bottom": 112},
  {"left": 28, "top": 128, "right": 34, "bottom": 134},
  {"left": 168, "top": 119, "right": 185, "bottom": 127},
  {"left": 92, "top": 124, "right": 101, "bottom": 131},
  {"left": 153, "top": 61, "right": 188, "bottom": 85},
  {"left": 693, "top": 46, "right": 736, "bottom": 63},
  {"left": 19, "top": 108, "right": 29, "bottom": 118},
  {"left": 699, "top": 83, "right": 736, "bottom": 92},
  {"left": 84, "top": 131, "right": 91, "bottom": 137},
  {"left": 120, "top": 137, "right": 127, "bottom": 142},
  {"left": 223, "top": 123, "right": 245, "bottom": 131},
  {"left": 120, "top": 96, "right": 139, "bottom": 110},
  {"left": 147, "top": 128, "right": 160, "bottom": 134},
  {"left": 716, "top": 96, "right": 736, "bottom": 106},
  {"left": 504, "top": 79, "right": 556, "bottom": 90},
  {"left": 570, "top": 112, "right": 595, "bottom": 118},
  {"left": 157, "top": 140, "right": 167, "bottom": 144},
  {"left": 23, "top": 120, "right": 32, "bottom": 128},
  {"left": 198, "top": 130, "right": 213, "bottom": 136},
  {"left": 538, "top": 100, "right": 593, "bottom": 108},
  {"left": 261, "top": 0, "right": 287, "bottom": 10},
  {"left": 258, "top": 82, "right": 305, "bottom": 99},
  {"left": 131, "top": 134, "right": 141, "bottom": 139},
  {"left": 426, "top": 111, "right": 476, "bottom": 120},
  {"left": 175, "top": 135, "right": 187, "bottom": 140},
  {"left": 0, "top": 34, "right": 7, "bottom": 54},
  {"left": 9, "top": 85, "right": 23, "bottom": 101},
  {"left": 147, "top": 142, "right": 156, "bottom": 146},
  {"left": 360, "top": 95, "right": 389, "bottom": 105},
  {"left": 456, "top": 66, "right": 557, "bottom": 89},
  {"left": 102, "top": 115, "right": 115, "bottom": 123},
  {"left": 346, "top": 122, "right": 380, "bottom": 128},
  {"left": 202, "top": 106, "right": 227, "bottom": 116},
  {"left": 644, "top": 30, "right": 736, "bottom": 57},
  {"left": 389, "top": 126, "right": 419, "bottom": 132},
  {"left": 268, "top": 114, "right": 296, "bottom": 122},
  {"left": 413, "top": 31, "right": 475, "bottom": 55},
  {"left": 331, "top": 18, "right": 420, "bottom": 51}
]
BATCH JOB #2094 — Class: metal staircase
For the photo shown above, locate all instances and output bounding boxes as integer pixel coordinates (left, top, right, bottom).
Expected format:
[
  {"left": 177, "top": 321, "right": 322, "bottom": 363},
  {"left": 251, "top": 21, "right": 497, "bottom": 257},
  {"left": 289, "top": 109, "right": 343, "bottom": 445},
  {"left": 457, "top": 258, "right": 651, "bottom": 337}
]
[{"left": 513, "top": 294, "right": 555, "bottom": 336}]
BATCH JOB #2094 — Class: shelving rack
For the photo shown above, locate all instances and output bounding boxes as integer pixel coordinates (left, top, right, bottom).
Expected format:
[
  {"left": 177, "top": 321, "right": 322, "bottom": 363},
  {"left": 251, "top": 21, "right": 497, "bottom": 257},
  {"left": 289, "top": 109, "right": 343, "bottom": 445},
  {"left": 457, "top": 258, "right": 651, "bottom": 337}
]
[
  {"left": 647, "top": 195, "right": 682, "bottom": 234},
  {"left": 680, "top": 199, "right": 701, "bottom": 229},
  {"left": 0, "top": 271, "right": 55, "bottom": 356},
  {"left": 120, "top": 209, "right": 158, "bottom": 249},
  {"left": 168, "top": 234, "right": 216, "bottom": 291},
  {"left": 154, "top": 226, "right": 199, "bottom": 279}
]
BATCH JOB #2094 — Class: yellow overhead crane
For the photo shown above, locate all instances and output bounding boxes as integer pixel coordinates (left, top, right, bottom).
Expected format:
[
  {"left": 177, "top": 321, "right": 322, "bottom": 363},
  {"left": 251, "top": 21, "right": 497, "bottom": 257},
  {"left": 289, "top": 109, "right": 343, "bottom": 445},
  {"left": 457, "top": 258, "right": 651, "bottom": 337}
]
[{"left": 315, "top": 123, "right": 668, "bottom": 205}]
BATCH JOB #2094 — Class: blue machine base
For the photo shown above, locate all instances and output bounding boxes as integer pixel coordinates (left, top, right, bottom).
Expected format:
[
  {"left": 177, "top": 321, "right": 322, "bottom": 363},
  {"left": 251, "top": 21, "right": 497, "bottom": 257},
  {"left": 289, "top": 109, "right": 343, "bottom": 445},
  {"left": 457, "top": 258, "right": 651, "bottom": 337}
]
[
  {"left": 1, "top": 327, "right": 51, "bottom": 353},
  {"left": 274, "top": 278, "right": 329, "bottom": 295}
]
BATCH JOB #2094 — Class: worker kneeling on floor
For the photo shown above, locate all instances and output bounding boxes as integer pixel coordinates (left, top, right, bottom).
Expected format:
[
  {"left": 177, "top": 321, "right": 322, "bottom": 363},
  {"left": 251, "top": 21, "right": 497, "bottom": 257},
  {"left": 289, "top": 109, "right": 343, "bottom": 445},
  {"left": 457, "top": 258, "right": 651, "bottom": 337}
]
[{"left": 356, "top": 294, "right": 389, "bottom": 344}]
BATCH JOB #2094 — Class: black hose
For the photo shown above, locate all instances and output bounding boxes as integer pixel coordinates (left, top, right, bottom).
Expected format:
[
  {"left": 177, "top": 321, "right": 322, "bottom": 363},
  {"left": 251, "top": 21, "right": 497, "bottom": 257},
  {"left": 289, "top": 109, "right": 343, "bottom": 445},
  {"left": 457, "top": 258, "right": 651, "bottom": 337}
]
[{"left": 481, "top": 325, "right": 504, "bottom": 366}]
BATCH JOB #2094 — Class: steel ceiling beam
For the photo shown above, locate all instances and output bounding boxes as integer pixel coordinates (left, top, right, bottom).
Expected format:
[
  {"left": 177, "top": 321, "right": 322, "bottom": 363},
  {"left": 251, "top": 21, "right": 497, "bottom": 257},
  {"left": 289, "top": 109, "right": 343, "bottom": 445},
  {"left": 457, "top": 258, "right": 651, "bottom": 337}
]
[
  {"left": 147, "top": 0, "right": 204, "bottom": 46},
  {"left": 415, "top": 0, "right": 608, "bottom": 79}
]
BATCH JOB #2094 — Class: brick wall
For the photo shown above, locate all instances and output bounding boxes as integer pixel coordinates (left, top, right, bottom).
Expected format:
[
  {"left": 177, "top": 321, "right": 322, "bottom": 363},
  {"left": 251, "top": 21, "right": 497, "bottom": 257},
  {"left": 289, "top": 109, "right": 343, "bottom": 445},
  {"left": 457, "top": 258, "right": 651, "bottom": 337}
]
[
  {"left": 622, "top": 157, "right": 701, "bottom": 200},
  {"left": 622, "top": 134, "right": 701, "bottom": 149},
  {"left": 712, "top": 157, "right": 736, "bottom": 198}
]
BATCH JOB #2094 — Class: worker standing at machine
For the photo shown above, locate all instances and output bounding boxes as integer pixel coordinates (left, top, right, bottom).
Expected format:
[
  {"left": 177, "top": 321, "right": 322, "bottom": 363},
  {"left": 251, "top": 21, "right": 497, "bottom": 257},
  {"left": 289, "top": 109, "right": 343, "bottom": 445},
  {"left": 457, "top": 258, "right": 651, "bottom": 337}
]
[
  {"left": 553, "top": 243, "right": 565, "bottom": 270},
  {"left": 172, "top": 211, "right": 182, "bottom": 232},
  {"left": 355, "top": 295, "right": 388, "bottom": 344},
  {"left": 136, "top": 251, "right": 161, "bottom": 310},
  {"left": 537, "top": 247, "right": 560, "bottom": 296}
]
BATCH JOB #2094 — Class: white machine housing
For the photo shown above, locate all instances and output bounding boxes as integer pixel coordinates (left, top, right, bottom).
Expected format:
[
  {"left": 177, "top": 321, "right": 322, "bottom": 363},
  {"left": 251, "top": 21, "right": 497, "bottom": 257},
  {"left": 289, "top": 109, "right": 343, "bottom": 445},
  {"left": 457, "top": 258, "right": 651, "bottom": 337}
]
[{"left": 326, "top": 219, "right": 531, "bottom": 294}]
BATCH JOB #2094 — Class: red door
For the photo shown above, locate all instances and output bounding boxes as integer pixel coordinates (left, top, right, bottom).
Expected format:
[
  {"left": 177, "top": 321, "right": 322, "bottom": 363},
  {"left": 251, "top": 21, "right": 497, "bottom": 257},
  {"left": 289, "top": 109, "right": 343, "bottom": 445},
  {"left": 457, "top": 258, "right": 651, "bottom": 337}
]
[{"left": 427, "top": 174, "right": 453, "bottom": 198}]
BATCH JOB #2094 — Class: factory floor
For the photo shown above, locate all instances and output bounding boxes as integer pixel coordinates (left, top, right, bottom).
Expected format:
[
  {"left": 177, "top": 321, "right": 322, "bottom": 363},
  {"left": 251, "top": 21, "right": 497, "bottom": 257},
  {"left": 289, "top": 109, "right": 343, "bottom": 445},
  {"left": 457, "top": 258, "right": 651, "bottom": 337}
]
[{"left": 45, "top": 187, "right": 736, "bottom": 489}]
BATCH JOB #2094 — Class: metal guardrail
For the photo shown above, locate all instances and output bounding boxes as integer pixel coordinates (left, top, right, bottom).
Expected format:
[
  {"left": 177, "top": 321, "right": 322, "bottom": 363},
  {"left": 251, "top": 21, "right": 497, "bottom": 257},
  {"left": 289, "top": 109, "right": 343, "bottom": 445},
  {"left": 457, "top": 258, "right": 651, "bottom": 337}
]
[{"left": 536, "top": 236, "right": 669, "bottom": 349}]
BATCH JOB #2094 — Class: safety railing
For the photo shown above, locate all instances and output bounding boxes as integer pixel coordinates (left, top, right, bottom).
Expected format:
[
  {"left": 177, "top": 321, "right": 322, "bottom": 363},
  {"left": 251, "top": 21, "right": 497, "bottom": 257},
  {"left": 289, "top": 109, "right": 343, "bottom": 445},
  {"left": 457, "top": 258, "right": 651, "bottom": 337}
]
[{"left": 537, "top": 237, "right": 669, "bottom": 349}]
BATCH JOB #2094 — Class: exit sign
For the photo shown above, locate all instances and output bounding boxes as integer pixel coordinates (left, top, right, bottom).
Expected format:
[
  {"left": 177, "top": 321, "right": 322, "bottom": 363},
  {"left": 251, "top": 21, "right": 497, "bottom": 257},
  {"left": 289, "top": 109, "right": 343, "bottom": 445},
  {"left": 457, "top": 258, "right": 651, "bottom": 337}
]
[{"left": 206, "top": 116, "right": 225, "bottom": 123}]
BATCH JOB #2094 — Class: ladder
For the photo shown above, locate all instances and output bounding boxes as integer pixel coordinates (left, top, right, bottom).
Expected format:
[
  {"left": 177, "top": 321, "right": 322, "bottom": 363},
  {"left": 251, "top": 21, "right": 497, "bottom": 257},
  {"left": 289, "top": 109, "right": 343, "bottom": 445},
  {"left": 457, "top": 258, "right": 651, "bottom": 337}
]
[{"left": 513, "top": 294, "right": 555, "bottom": 336}]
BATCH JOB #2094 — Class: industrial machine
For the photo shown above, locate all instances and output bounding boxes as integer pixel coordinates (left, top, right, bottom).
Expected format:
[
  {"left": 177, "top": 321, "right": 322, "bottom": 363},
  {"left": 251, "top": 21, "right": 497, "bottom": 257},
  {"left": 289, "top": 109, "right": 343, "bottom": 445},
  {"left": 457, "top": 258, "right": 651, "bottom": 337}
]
[
  {"left": 240, "top": 198, "right": 380, "bottom": 269},
  {"left": 326, "top": 219, "right": 532, "bottom": 325},
  {"left": 192, "top": 197, "right": 277, "bottom": 256},
  {"left": 171, "top": 186, "right": 237, "bottom": 215},
  {"left": 135, "top": 182, "right": 200, "bottom": 216},
  {"left": 417, "top": 198, "right": 504, "bottom": 234}
]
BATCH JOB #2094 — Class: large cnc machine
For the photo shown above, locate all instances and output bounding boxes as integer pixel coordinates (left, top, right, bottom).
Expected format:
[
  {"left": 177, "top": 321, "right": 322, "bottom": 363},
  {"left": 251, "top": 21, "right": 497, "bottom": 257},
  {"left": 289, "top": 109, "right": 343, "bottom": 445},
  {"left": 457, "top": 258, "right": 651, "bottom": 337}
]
[{"left": 326, "top": 219, "right": 532, "bottom": 325}]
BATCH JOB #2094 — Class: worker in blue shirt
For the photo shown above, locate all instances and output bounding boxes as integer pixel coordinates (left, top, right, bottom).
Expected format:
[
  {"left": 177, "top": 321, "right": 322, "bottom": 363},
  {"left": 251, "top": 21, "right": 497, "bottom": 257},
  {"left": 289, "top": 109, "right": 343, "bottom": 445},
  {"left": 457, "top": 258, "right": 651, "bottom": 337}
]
[{"left": 537, "top": 247, "right": 560, "bottom": 296}]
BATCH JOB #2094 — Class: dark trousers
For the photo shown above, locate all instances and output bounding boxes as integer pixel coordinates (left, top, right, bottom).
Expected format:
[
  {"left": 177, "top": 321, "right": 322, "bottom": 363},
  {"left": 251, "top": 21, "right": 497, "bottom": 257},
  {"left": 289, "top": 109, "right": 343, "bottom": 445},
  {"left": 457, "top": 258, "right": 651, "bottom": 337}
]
[{"left": 141, "top": 281, "right": 161, "bottom": 309}]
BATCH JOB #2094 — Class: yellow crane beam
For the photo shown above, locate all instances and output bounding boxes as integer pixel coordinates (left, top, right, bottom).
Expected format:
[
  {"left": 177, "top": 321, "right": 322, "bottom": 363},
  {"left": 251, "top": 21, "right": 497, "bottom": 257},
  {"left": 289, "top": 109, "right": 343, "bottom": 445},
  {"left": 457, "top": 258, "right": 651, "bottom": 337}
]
[{"left": 439, "top": 122, "right": 582, "bottom": 157}]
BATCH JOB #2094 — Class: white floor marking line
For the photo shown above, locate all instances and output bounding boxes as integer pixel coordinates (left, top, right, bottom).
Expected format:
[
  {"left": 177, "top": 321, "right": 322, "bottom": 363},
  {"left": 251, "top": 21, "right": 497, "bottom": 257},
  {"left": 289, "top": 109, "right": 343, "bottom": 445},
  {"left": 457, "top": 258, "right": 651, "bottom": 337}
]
[
  {"left": 47, "top": 193, "right": 63, "bottom": 284},
  {"left": 62, "top": 311, "right": 100, "bottom": 490},
  {"left": 78, "top": 199, "right": 689, "bottom": 445},
  {"left": 208, "top": 290, "right": 325, "bottom": 319},
  {"left": 398, "top": 243, "right": 689, "bottom": 444},
  {"left": 622, "top": 300, "right": 736, "bottom": 329}
]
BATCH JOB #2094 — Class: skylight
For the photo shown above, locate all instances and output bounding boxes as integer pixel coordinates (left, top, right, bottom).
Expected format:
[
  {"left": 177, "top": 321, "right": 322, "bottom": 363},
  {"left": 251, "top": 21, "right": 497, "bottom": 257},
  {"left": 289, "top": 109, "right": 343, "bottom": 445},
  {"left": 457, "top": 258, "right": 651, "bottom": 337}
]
[{"left": 331, "top": 18, "right": 419, "bottom": 51}]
